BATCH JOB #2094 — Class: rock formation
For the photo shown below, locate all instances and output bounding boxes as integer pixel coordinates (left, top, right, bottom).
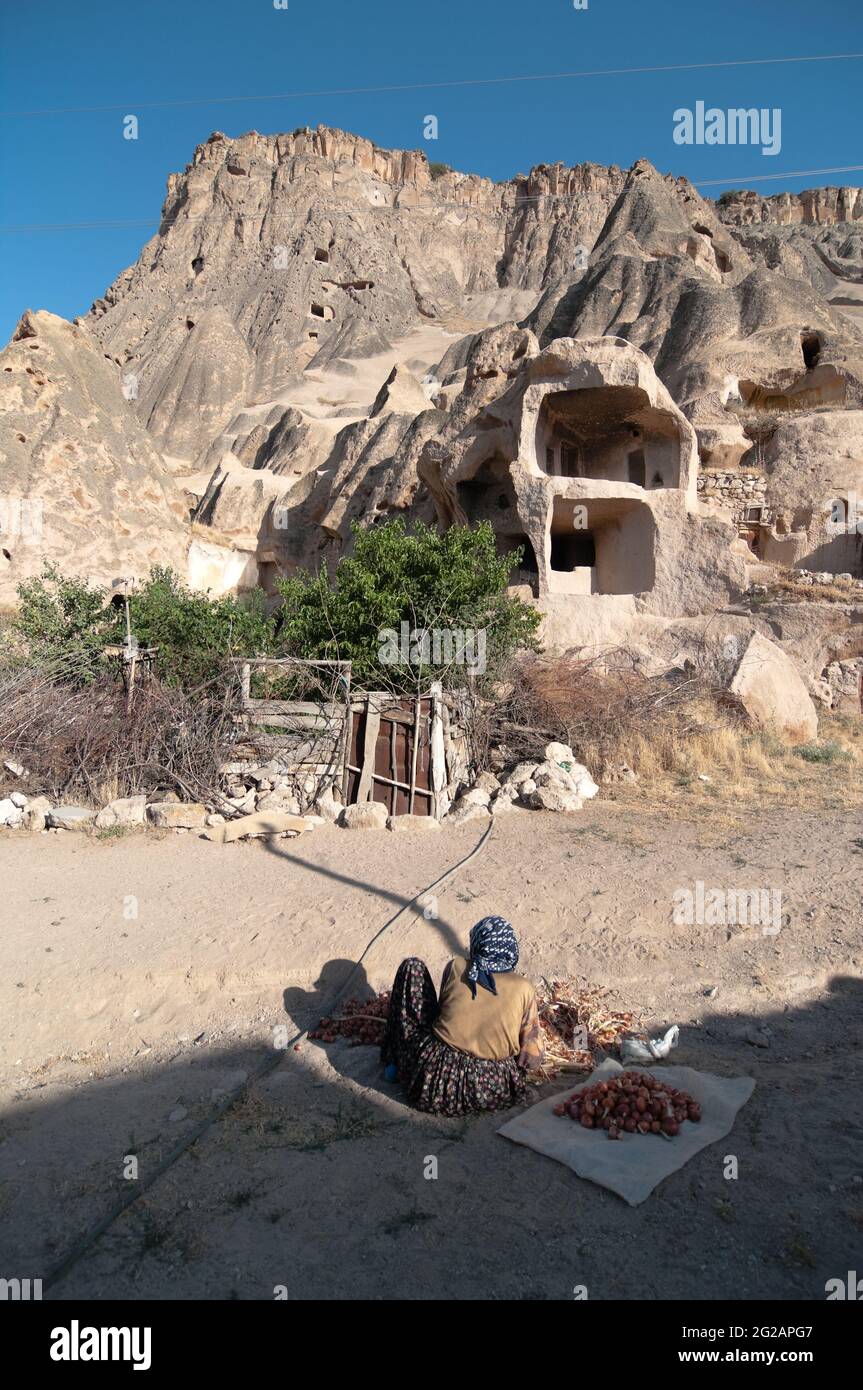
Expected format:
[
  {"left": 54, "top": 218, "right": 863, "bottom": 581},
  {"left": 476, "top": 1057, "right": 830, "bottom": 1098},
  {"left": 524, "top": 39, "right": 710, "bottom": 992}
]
[{"left": 3, "top": 124, "right": 863, "bottom": 723}]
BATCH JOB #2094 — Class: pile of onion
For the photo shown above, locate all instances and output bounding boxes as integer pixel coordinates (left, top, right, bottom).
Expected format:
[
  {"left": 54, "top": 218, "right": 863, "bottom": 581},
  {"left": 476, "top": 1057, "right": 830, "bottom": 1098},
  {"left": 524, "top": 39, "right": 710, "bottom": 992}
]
[
  {"left": 309, "top": 992, "right": 390, "bottom": 1046},
  {"left": 553, "top": 1069, "right": 701, "bottom": 1139}
]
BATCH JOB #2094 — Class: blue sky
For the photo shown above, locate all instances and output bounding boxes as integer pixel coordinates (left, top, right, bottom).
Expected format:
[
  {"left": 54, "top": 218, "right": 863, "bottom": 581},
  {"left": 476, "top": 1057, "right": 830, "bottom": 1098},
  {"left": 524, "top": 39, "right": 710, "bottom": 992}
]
[{"left": 0, "top": 0, "right": 861, "bottom": 341}]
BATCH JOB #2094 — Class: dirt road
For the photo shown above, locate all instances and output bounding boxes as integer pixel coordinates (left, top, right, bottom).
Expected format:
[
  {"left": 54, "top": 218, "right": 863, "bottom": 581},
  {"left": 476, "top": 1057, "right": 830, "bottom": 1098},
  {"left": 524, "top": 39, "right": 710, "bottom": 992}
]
[{"left": 1, "top": 801, "right": 861, "bottom": 1299}]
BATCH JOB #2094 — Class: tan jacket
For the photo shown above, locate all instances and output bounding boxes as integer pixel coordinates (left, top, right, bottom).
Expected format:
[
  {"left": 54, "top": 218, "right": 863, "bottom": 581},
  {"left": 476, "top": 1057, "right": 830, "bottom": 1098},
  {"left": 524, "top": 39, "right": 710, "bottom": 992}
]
[{"left": 432, "top": 955, "right": 537, "bottom": 1062}]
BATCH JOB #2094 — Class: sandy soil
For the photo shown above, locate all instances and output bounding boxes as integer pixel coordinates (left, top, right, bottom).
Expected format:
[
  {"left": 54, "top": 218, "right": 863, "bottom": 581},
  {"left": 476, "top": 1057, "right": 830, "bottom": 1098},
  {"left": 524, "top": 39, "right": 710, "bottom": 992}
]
[{"left": 1, "top": 800, "right": 862, "bottom": 1301}]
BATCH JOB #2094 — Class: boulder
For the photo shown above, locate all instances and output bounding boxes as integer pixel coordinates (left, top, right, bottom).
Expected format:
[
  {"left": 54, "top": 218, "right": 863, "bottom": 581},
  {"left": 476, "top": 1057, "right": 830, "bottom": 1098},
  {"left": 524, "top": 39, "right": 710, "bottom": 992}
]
[
  {"left": 256, "top": 791, "right": 302, "bottom": 815},
  {"left": 47, "top": 805, "right": 95, "bottom": 831},
  {"left": 23, "top": 795, "right": 51, "bottom": 833},
  {"left": 526, "top": 784, "right": 584, "bottom": 813},
  {"left": 472, "top": 771, "right": 501, "bottom": 795},
  {"left": 147, "top": 802, "right": 208, "bottom": 829},
  {"left": 0, "top": 797, "right": 23, "bottom": 828},
  {"left": 444, "top": 800, "right": 491, "bottom": 826},
  {"left": 95, "top": 794, "right": 147, "bottom": 829},
  {"left": 726, "top": 632, "right": 819, "bottom": 743},
  {"left": 387, "top": 814, "right": 442, "bottom": 832},
  {"left": 339, "top": 800, "right": 388, "bottom": 830},
  {"left": 501, "top": 761, "right": 539, "bottom": 789},
  {"left": 10, "top": 792, "right": 28, "bottom": 809},
  {"left": 457, "top": 787, "right": 491, "bottom": 808},
  {"left": 312, "top": 788, "right": 342, "bottom": 822},
  {"left": 544, "top": 741, "right": 575, "bottom": 766}
]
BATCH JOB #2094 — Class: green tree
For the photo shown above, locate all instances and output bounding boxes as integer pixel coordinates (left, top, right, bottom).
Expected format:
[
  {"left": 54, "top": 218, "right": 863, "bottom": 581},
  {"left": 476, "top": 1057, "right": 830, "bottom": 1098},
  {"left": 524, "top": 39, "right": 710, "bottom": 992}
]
[
  {"left": 275, "top": 519, "right": 540, "bottom": 688},
  {"left": 128, "top": 567, "right": 277, "bottom": 688},
  {"left": 13, "top": 564, "right": 111, "bottom": 681}
]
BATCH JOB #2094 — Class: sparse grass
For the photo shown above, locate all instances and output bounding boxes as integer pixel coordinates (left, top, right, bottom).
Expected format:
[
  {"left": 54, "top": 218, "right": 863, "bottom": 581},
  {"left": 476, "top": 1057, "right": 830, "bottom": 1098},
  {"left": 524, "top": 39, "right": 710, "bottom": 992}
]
[
  {"left": 225, "top": 1091, "right": 384, "bottom": 1153},
  {"left": 754, "top": 573, "right": 862, "bottom": 605},
  {"left": 96, "top": 824, "right": 133, "bottom": 841}
]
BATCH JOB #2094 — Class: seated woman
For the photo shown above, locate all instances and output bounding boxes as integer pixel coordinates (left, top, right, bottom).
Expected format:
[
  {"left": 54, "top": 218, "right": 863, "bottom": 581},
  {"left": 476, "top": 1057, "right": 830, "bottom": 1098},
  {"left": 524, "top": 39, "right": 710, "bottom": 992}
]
[{"left": 381, "top": 916, "right": 543, "bottom": 1117}]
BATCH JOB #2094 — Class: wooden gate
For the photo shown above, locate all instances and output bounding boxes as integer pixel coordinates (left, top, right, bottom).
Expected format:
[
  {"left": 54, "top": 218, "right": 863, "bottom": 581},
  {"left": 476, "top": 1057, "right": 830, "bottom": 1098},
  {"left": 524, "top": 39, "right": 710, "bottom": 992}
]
[{"left": 345, "top": 692, "right": 443, "bottom": 817}]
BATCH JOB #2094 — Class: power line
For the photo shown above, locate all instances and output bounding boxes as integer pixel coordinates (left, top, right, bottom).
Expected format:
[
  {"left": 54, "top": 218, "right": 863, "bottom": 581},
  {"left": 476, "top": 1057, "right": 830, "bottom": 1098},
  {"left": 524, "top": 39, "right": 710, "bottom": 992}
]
[
  {"left": 2, "top": 163, "right": 862, "bottom": 235},
  {"left": 2, "top": 52, "right": 862, "bottom": 118}
]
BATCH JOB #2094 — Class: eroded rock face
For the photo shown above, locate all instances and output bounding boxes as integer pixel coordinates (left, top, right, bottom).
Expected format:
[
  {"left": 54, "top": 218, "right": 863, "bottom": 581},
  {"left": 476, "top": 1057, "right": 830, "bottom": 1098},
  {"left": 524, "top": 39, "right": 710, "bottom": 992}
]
[
  {"left": 0, "top": 311, "right": 188, "bottom": 607},
  {"left": 84, "top": 126, "right": 627, "bottom": 469},
  {"left": 3, "top": 129, "right": 863, "bottom": 708}
]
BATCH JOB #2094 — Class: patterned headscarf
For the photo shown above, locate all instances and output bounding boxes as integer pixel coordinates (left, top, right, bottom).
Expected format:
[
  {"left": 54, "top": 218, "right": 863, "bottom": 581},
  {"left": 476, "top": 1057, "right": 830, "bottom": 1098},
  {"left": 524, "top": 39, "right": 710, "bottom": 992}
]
[{"left": 466, "top": 916, "right": 519, "bottom": 999}]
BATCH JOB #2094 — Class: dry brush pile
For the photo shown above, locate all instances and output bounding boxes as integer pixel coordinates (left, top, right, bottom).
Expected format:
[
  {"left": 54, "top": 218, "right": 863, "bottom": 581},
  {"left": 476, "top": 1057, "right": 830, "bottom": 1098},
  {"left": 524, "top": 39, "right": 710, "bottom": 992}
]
[{"left": 0, "top": 657, "right": 239, "bottom": 807}]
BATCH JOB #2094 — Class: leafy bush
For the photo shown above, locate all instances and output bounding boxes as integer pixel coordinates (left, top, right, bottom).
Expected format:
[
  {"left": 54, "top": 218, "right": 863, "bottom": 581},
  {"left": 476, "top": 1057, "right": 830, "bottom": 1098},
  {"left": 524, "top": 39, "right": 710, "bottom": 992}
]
[
  {"left": 13, "top": 564, "right": 277, "bottom": 689},
  {"left": 428, "top": 162, "right": 450, "bottom": 180},
  {"left": 14, "top": 565, "right": 110, "bottom": 681},
  {"left": 275, "top": 519, "right": 541, "bottom": 689},
  {"left": 127, "top": 567, "right": 276, "bottom": 687}
]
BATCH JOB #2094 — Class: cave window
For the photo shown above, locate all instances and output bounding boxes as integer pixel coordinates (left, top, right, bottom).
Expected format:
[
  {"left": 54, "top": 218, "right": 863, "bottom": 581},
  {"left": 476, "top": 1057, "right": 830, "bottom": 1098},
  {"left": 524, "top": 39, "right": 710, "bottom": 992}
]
[
  {"left": 310, "top": 303, "right": 325, "bottom": 318},
  {"left": 308, "top": 331, "right": 318, "bottom": 339},
  {"left": 191, "top": 256, "right": 204, "bottom": 275},
  {"left": 745, "top": 504, "right": 765, "bottom": 523},
  {"left": 551, "top": 531, "right": 596, "bottom": 572},
  {"left": 627, "top": 449, "right": 646, "bottom": 487},
  {"left": 801, "top": 333, "right": 821, "bottom": 370},
  {"left": 314, "top": 248, "right": 330, "bottom": 263},
  {"left": 650, "top": 471, "right": 664, "bottom": 488},
  {"left": 560, "top": 444, "right": 581, "bottom": 478},
  {"left": 497, "top": 494, "right": 510, "bottom": 511},
  {"left": 2, "top": 548, "right": 11, "bottom": 561}
]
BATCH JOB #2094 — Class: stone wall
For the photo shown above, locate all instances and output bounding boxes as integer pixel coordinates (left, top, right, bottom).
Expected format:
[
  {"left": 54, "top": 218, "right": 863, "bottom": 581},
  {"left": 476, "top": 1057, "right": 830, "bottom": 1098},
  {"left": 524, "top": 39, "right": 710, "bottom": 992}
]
[{"left": 697, "top": 469, "right": 768, "bottom": 524}]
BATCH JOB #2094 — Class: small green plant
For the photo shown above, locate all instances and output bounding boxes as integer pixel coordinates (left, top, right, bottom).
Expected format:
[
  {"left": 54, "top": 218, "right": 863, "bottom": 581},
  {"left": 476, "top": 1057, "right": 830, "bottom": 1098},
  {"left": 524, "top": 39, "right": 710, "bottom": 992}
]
[
  {"left": 795, "top": 740, "right": 849, "bottom": 764},
  {"left": 428, "top": 162, "right": 450, "bottom": 180}
]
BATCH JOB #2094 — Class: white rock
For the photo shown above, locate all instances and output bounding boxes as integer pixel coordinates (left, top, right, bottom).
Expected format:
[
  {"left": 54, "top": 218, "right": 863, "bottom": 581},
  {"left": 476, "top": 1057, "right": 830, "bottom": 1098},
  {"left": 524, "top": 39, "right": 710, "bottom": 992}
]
[
  {"left": 95, "top": 794, "right": 147, "bottom": 829},
  {"left": 47, "top": 805, "right": 95, "bottom": 831},
  {"left": 526, "top": 785, "right": 584, "bottom": 813},
  {"left": 23, "top": 795, "right": 51, "bottom": 833},
  {"left": 3, "top": 759, "right": 26, "bottom": 778},
  {"left": 518, "top": 778, "right": 537, "bottom": 798},
  {"left": 147, "top": 802, "right": 208, "bottom": 829},
  {"left": 501, "top": 761, "right": 539, "bottom": 788},
  {"left": 472, "top": 771, "right": 501, "bottom": 794},
  {"left": 9, "top": 792, "right": 28, "bottom": 808},
  {"left": 444, "top": 800, "right": 491, "bottom": 826},
  {"left": 0, "top": 797, "right": 23, "bottom": 827},
  {"left": 544, "top": 741, "right": 575, "bottom": 766},
  {"left": 339, "top": 800, "right": 388, "bottom": 830},
  {"left": 457, "top": 787, "right": 491, "bottom": 808},
  {"left": 206, "top": 813, "right": 226, "bottom": 827}
]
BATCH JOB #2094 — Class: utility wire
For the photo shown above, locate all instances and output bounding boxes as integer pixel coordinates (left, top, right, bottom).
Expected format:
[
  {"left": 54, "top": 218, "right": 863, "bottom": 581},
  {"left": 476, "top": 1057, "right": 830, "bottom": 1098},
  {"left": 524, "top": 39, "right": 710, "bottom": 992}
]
[{"left": 1, "top": 52, "right": 862, "bottom": 118}]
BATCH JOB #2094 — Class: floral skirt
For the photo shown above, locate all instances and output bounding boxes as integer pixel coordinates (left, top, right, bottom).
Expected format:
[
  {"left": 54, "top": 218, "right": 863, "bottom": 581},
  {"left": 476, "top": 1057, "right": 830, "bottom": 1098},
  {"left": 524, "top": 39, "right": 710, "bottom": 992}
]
[{"left": 381, "top": 957, "right": 527, "bottom": 1117}]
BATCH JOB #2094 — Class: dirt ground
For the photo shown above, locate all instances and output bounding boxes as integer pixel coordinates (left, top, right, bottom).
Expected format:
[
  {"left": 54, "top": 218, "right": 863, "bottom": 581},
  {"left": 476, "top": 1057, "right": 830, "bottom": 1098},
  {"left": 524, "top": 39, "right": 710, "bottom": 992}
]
[{"left": 2, "top": 797, "right": 862, "bottom": 1301}]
